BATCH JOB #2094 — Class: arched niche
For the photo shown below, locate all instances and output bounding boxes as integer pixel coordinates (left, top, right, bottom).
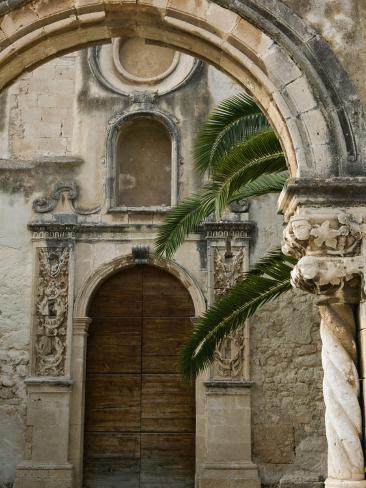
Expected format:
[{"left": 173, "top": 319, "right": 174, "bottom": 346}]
[{"left": 107, "top": 111, "right": 179, "bottom": 212}]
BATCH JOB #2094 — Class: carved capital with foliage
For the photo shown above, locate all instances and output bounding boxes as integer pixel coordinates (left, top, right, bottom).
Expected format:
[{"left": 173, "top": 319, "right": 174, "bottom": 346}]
[
  {"left": 282, "top": 209, "right": 365, "bottom": 297},
  {"left": 282, "top": 210, "right": 363, "bottom": 260}
]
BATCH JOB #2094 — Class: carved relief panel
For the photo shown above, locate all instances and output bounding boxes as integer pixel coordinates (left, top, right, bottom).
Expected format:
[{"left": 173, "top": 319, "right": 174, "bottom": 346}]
[
  {"left": 211, "top": 247, "right": 249, "bottom": 380},
  {"left": 204, "top": 215, "right": 253, "bottom": 381},
  {"left": 33, "top": 246, "right": 71, "bottom": 376}
]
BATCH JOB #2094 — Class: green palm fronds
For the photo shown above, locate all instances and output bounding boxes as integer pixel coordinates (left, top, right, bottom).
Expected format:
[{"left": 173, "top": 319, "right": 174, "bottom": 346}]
[
  {"left": 180, "top": 249, "right": 296, "bottom": 380},
  {"left": 154, "top": 92, "right": 294, "bottom": 381},
  {"left": 155, "top": 172, "right": 287, "bottom": 258},
  {"left": 194, "top": 93, "right": 269, "bottom": 175}
]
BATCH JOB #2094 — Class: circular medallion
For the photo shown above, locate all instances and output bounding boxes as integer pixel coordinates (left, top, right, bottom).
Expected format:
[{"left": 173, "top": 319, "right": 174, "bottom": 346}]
[{"left": 89, "top": 37, "right": 200, "bottom": 96}]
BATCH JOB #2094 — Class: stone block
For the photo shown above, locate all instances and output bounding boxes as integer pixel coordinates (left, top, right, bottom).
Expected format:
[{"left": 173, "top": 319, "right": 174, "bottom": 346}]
[
  {"left": 205, "top": 3, "right": 238, "bottom": 38},
  {"left": 37, "top": 94, "right": 58, "bottom": 108},
  {"left": 284, "top": 75, "right": 318, "bottom": 114},
  {"left": 74, "top": 0, "right": 106, "bottom": 14},
  {"left": 137, "top": 0, "right": 167, "bottom": 11},
  {"left": 261, "top": 43, "right": 302, "bottom": 88},
  {"left": 166, "top": 0, "right": 208, "bottom": 21},
  {"left": 43, "top": 15, "right": 80, "bottom": 35},
  {"left": 228, "top": 17, "right": 273, "bottom": 61}
]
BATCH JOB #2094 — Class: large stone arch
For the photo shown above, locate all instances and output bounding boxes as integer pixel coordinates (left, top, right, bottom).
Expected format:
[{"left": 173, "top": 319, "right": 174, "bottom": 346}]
[
  {"left": 4, "top": 2, "right": 366, "bottom": 488},
  {"left": 0, "top": 0, "right": 364, "bottom": 178}
]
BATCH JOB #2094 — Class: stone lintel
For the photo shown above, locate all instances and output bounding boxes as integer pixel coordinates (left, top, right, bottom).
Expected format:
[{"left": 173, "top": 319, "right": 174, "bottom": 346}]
[{"left": 278, "top": 177, "right": 366, "bottom": 219}]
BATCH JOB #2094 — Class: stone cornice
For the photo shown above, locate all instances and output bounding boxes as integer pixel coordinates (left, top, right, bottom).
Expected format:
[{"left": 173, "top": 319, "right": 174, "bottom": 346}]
[
  {"left": 278, "top": 177, "right": 366, "bottom": 219},
  {"left": 28, "top": 221, "right": 157, "bottom": 241}
]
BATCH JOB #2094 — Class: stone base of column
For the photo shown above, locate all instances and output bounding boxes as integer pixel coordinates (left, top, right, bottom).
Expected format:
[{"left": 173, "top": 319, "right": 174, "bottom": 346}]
[
  {"left": 199, "top": 462, "right": 261, "bottom": 488},
  {"left": 325, "top": 479, "right": 366, "bottom": 488},
  {"left": 15, "top": 462, "right": 73, "bottom": 488}
]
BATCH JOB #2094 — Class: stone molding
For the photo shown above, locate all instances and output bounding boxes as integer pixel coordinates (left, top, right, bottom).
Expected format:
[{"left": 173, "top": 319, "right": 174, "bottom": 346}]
[
  {"left": 105, "top": 108, "right": 180, "bottom": 212},
  {"left": 73, "top": 317, "right": 92, "bottom": 336},
  {"left": 73, "top": 252, "right": 206, "bottom": 320},
  {"left": 204, "top": 221, "right": 254, "bottom": 240},
  {"left": 212, "top": 247, "right": 249, "bottom": 380},
  {"left": 205, "top": 218, "right": 253, "bottom": 382},
  {"left": 278, "top": 178, "right": 366, "bottom": 220}
]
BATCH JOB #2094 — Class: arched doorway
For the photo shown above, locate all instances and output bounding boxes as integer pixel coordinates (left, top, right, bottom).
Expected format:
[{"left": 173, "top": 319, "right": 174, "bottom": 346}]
[{"left": 83, "top": 265, "right": 196, "bottom": 488}]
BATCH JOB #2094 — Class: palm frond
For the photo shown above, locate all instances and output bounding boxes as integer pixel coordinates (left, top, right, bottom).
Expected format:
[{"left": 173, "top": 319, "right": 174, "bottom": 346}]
[
  {"left": 211, "top": 130, "right": 287, "bottom": 215},
  {"left": 155, "top": 186, "right": 217, "bottom": 259},
  {"left": 154, "top": 173, "right": 288, "bottom": 259},
  {"left": 194, "top": 93, "right": 269, "bottom": 175},
  {"left": 229, "top": 172, "right": 288, "bottom": 203},
  {"left": 180, "top": 249, "right": 296, "bottom": 380}
]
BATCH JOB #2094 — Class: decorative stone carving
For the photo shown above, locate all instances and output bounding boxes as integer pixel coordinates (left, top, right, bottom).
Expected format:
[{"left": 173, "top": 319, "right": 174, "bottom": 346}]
[
  {"left": 129, "top": 91, "right": 158, "bottom": 107},
  {"left": 212, "top": 248, "right": 247, "bottom": 379},
  {"left": 32, "top": 182, "right": 101, "bottom": 215},
  {"left": 34, "top": 247, "right": 70, "bottom": 376},
  {"left": 282, "top": 212, "right": 363, "bottom": 259},
  {"left": 290, "top": 255, "right": 363, "bottom": 295},
  {"left": 319, "top": 301, "right": 365, "bottom": 484},
  {"left": 282, "top": 209, "right": 366, "bottom": 487},
  {"left": 214, "top": 247, "right": 244, "bottom": 297}
]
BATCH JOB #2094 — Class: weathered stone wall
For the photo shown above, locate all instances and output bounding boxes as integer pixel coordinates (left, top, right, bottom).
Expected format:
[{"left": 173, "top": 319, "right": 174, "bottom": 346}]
[
  {"left": 281, "top": 0, "right": 366, "bottom": 104},
  {"left": 251, "top": 290, "right": 325, "bottom": 486},
  {"left": 0, "top": 46, "right": 326, "bottom": 487},
  {"left": 1, "top": 54, "right": 76, "bottom": 158},
  {"left": 0, "top": 194, "right": 32, "bottom": 485}
]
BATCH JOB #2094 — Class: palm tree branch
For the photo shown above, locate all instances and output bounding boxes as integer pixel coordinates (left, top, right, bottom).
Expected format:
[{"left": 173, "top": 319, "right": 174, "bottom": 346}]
[
  {"left": 155, "top": 174, "right": 288, "bottom": 258},
  {"left": 194, "top": 93, "right": 269, "bottom": 175},
  {"left": 180, "top": 250, "right": 295, "bottom": 379}
]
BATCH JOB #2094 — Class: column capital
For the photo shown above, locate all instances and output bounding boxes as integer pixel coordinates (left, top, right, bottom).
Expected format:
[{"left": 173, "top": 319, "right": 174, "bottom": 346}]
[
  {"left": 290, "top": 255, "right": 362, "bottom": 299},
  {"left": 282, "top": 207, "right": 365, "bottom": 299},
  {"left": 282, "top": 208, "right": 364, "bottom": 260}
]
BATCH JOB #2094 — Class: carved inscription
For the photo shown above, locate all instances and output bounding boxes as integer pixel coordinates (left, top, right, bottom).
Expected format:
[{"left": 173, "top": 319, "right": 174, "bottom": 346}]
[
  {"left": 213, "top": 248, "right": 247, "bottom": 379},
  {"left": 34, "top": 247, "right": 70, "bottom": 376}
]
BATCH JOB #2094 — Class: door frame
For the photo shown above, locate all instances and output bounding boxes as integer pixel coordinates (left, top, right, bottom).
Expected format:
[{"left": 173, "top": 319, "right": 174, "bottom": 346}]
[{"left": 71, "top": 254, "right": 206, "bottom": 488}]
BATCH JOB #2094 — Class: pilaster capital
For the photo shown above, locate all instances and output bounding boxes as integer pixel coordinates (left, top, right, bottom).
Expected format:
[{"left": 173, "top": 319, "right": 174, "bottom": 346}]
[{"left": 73, "top": 317, "right": 92, "bottom": 335}]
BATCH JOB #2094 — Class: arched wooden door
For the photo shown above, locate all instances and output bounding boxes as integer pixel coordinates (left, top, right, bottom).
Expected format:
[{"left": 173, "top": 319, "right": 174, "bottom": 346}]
[{"left": 83, "top": 265, "right": 196, "bottom": 488}]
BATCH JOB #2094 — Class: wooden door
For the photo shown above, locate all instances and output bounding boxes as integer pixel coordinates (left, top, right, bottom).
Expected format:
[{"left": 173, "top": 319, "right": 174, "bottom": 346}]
[{"left": 83, "top": 265, "right": 195, "bottom": 488}]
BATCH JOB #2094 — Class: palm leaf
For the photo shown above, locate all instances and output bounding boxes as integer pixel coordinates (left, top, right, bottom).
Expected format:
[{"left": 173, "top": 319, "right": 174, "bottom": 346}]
[
  {"left": 194, "top": 93, "right": 269, "bottom": 175},
  {"left": 155, "top": 173, "right": 288, "bottom": 258},
  {"left": 180, "top": 249, "right": 296, "bottom": 380},
  {"left": 211, "top": 130, "right": 287, "bottom": 215}
]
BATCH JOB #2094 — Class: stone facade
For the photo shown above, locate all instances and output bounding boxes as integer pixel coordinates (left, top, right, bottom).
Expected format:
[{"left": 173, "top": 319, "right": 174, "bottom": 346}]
[
  {"left": 0, "top": 1, "right": 365, "bottom": 488},
  {"left": 0, "top": 45, "right": 326, "bottom": 488}
]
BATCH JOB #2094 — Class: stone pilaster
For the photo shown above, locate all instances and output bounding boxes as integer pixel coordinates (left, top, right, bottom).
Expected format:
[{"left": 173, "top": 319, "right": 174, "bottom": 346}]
[
  {"left": 281, "top": 198, "right": 366, "bottom": 488},
  {"left": 199, "top": 217, "right": 260, "bottom": 488},
  {"left": 15, "top": 229, "right": 76, "bottom": 488},
  {"left": 69, "top": 317, "right": 92, "bottom": 488}
]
